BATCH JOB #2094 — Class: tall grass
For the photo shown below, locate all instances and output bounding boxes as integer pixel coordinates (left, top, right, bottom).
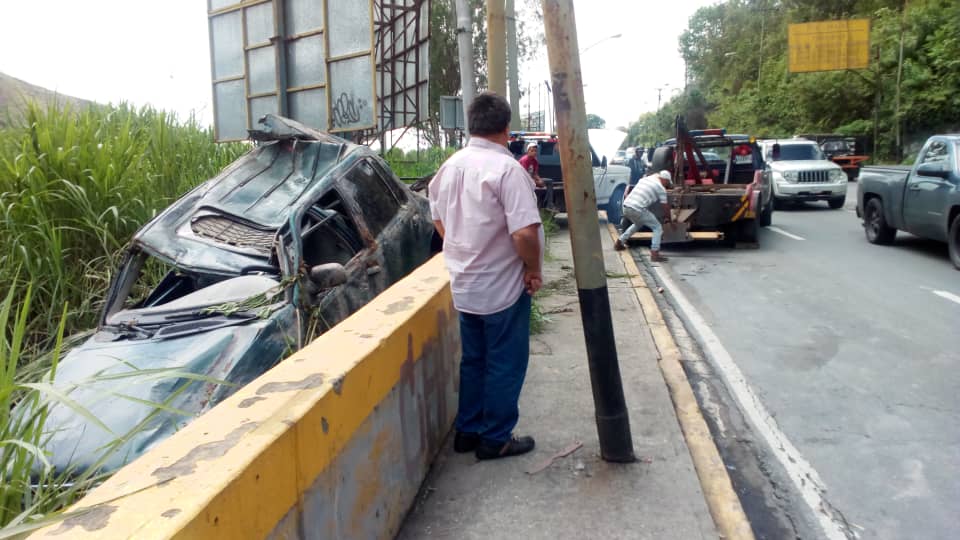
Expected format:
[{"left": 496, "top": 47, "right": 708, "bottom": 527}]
[
  {"left": 0, "top": 101, "right": 247, "bottom": 367},
  {"left": 383, "top": 146, "right": 456, "bottom": 181}
]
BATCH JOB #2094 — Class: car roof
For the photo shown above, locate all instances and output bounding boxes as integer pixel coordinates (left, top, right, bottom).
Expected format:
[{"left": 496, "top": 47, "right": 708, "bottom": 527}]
[{"left": 134, "top": 115, "right": 369, "bottom": 273}]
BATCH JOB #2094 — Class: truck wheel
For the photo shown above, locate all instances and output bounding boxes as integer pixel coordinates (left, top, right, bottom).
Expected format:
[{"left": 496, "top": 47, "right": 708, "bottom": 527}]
[
  {"left": 738, "top": 218, "right": 759, "bottom": 245},
  {"left": 864, "top": 197, "right": 896, "bottom": 245},
  {"left": 760, "top": 198, "right": 773, "bottom": 226},
  {"left": 828, "top": 196, "right": 846, "bottom": 209},
  {"left": 605, "top": 185, "right": 625, "bottom": 225},
  {"left": 949, "top": 215, "right": 960, "bottom": 270}
]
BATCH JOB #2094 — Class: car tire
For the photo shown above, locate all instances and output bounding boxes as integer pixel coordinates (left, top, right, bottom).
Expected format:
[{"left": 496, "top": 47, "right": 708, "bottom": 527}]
[
  {"left": 650, "top": 146, "right": 674, "bottom": 174},
  {"left": 605, "top": 185, "right": 625, "bottom": 225},
  {"left": 828, "top": 196, "right": 845, "bottom": 209},
  {"left": 864, "top": 197, "right": 896, "bottom": 245},
  {"left": 949, "top": 215, "right": 960, "bottom": 270},
  {"left": 760, "top": 198, "right": 773, "bottom": 226}
]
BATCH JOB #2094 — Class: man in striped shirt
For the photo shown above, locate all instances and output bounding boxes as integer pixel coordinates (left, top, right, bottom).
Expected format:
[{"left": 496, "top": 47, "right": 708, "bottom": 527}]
[{"left": 613, "top": 170, "right": 673, "bottom": 262}]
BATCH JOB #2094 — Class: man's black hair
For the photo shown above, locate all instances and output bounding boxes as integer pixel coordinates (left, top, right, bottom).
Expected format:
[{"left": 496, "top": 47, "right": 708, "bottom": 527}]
[{"left": 468, "top": 92, "right": 512, "bottom": 136}]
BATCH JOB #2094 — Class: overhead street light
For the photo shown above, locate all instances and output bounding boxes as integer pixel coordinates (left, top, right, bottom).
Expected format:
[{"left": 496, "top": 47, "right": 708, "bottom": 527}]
[{"left": 580, "top": 33, "right": 622, "bottom": 54}]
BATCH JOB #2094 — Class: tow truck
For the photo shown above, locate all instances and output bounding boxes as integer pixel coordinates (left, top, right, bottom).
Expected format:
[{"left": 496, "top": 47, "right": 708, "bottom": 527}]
[{"left": 633, "top": 118, "right": 773, "bottom": 246}]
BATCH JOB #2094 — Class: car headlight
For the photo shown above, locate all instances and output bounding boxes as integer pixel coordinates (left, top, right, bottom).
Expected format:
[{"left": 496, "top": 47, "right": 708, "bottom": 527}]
[
  {"left": 830, "top": 169, "right": 846, "bottom": 183},
  {"left": 783, "top": 171, "right": 798, "bottom": 182}
]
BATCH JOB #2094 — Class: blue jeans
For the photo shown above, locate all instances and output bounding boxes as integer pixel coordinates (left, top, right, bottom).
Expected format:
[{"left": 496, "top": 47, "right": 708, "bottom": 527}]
[
  {"left": 455, "top": 292, "right": 531, "bottom": 445},
  {"left": 619, "top": 206, "right": 664, "bottom": 250}
]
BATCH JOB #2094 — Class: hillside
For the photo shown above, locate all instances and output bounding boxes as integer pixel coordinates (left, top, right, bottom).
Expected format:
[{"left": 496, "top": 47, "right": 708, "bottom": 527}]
[{"left": 0, "top": 71, "right": 91, "bottom": 125}]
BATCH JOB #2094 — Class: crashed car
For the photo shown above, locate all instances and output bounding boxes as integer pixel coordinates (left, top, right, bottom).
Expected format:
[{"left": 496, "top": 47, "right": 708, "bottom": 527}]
[{"left": 36, "top": 115, "right": 436, "bottom": 475}]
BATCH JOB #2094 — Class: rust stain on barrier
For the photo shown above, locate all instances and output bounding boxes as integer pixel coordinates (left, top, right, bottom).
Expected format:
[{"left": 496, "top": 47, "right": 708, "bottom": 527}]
[
  {"left": 256, "top": 373, "right": 325, "bottom": 395},
  {"left": 161, "top": 508, "right": 182, "bottom": 519},
  {"left": 382, "top": 296, "right": 415, "bottom": 315},
  {"left": 322, "top": 417, "right": 329, "bottom": 433},
  {"left": 152, "top": 422, "right": 258, "bottom": 481},
  {"left": 359, "top": 334, "right": 374, "bottom": 339},
  {"left": 50, "top": 505, "right": 116, "bottom": 535},
  {"left": 238, "top": 396, "right": 266, "bottom": 408}
]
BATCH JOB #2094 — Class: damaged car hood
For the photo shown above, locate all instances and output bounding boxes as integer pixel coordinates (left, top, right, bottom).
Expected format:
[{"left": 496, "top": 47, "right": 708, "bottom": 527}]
[{"left": 39, "top": 309, "right": 294, "bottom": 474}]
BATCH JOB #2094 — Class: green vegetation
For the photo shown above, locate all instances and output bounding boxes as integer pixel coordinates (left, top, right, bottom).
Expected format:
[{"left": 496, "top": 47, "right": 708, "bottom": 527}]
[
  {"left": 383, "top": 147, "right": 456, "bottom": 181},
  {"left": 0, "top": 102, "right": 247, "bottom": 533},
  {"left": 627, "top": 0, "right": 960, "bottom": 162},
  {"left": 0, "top": 102, "right": 246, "bottom": 367}
]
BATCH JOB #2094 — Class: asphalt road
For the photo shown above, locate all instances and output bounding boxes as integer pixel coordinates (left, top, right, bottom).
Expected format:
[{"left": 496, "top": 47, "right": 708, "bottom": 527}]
[{"left": 639, "top": 183, "right": 960, "bottom": 539}]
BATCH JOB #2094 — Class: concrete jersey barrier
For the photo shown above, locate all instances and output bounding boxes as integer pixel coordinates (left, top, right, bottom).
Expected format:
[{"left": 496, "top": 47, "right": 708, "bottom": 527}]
[{"left": 31, "top": 254, "right": 460, "bottom": 540}]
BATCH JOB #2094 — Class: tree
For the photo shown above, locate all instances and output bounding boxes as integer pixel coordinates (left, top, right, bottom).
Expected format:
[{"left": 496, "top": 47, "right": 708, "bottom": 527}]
[{"left": 586, "top": 114, "right": 606, "bottom": 129}]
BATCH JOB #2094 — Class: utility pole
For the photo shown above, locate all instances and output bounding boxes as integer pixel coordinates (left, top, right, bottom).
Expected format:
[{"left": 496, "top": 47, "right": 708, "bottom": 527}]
[
  {"left": 487, "top": 0, "right": 507, "bottom": 96},
  {"left": 541, "top": 0, "right": 636, "bottom": 463},
  {"left": 506, "top": 0, "right": 521, "bottom": 130},
  {"left": 894, "top": 0, "right": 906, "bottom": 162},
  {"left": 455, "top": 0, "right": 475, "bottom": 138}
]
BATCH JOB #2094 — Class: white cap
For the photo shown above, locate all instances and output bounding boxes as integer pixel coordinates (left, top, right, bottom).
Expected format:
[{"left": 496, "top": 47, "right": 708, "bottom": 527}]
[{"left": 658, "top": 170, "right": 672, "bottom": 182}]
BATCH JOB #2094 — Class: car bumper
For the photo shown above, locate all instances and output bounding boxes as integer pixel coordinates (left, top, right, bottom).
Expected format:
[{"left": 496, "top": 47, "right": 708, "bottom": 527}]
[{"left": 774, "top": 182, "right": 847, "bottom": 200}]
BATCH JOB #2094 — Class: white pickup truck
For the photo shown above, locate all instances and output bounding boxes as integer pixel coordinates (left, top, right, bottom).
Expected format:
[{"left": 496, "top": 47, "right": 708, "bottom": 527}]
[
  {"left": 510, "top": 129, "right": 632, "bottom": 223},
  {"left": 759, "top": 139, "right": 849, "bottom": 209}
]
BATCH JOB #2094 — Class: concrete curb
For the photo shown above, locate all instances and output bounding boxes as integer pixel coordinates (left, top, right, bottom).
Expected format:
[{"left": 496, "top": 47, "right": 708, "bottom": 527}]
[{"left": 606, "top": 224, "right": 755, "bottom": 540}]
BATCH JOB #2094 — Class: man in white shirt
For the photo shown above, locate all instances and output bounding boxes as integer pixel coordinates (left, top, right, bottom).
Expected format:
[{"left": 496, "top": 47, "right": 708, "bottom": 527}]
[
  {"left": 614, "top": 170, "right": 672, "bottom": 262},
  {"left": 429, "top": 92, "right": 543, "bottom": 460}
]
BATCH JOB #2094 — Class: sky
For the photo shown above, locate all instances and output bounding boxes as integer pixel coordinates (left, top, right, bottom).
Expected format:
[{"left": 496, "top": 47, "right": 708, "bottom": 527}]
[{"left": 0, "top": 0, "right": 716, "bottom": 134}]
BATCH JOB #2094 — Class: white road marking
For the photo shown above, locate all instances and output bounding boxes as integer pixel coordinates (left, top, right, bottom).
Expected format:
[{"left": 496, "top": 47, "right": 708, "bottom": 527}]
[
  {"left": 649, "top": 262, "right": 852, "bottom": 540},
  {"left": 768, "top": 226, "right": 806, "bottom": 241},
  {"left": 933, "top": 290, "right": 960, "bottom": 306}
]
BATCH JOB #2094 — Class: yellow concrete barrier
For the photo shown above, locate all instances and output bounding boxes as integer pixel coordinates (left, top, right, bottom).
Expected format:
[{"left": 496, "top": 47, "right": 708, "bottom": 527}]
[{"left": 31, "top": 255, "right": 460, "bottom": 540}]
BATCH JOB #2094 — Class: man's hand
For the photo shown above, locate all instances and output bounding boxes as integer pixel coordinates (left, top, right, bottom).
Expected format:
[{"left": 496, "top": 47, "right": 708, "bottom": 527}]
[
  {"left": 534, "top": 177, "right": 546, "bottom": 188},
  {"left": 661, "top": 203, "right": 673, "bottom": 224},
  {"left": 524, "top": 270, "right": 543, "bottom": 296}
]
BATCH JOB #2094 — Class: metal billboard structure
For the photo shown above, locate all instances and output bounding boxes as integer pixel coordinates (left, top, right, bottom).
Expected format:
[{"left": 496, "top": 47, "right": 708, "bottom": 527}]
[
  {"left": 208, "top": 0, "right": 429, "bottom": 145},
  {"left": 788, "top": 19, "right": 871, "bottom": 73}
]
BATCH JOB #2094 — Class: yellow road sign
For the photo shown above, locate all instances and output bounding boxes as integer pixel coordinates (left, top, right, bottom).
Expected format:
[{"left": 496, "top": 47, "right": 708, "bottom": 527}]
[{"left": 788, "top": 19, "right": 871, "bottom": 73}]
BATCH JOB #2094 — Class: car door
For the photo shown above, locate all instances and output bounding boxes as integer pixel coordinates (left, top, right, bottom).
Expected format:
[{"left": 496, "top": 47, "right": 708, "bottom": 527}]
[
  {"left": 591, "top": 147, "right": 612, "bottom": 204},
  {"left": 904, "top": 140, "right": 954, "bottom": 240},
  {"left": 293, "top": 188, "right": 370, "bottom": 342},
  {"left": 340, "top": 158, "right": 408, "bottom": 292}
]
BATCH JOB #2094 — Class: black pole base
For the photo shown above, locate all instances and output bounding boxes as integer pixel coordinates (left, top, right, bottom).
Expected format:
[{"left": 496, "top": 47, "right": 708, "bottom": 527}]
[{"left": 577, "top": 285, "right": 636, "bottom": 463}]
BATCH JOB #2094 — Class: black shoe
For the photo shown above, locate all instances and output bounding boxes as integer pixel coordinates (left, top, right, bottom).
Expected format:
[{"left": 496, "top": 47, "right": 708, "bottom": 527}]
[
  {"left": 475, "top": 435, "right": 536, "bottom": 460},
  {"left": 453, "top": 431, "right": 481, "bottom": 453}
]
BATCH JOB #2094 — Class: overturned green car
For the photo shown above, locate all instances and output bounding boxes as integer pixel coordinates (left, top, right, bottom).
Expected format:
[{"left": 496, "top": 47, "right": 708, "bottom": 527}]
[{"left": 38, "top": 115, "right": 436, "bottom": 475}]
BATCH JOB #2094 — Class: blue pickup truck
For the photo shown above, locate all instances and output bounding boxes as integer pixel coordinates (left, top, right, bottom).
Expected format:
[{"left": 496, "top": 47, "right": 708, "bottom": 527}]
[{"left": 857, "top": 135, "right": 960, "bottom": 269}]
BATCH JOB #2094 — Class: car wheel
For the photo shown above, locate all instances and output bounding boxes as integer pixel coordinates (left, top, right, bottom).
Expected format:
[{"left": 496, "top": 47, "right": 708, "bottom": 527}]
[
  {"left": 828, "top": 196, "right": 845, "bottom": 209},
  {"left": 864, "top": 197, "right": 896, "bottom": 245},
  {"left": 650, "top": 146, "right": 674, "bottom": 173},
  {"left": 605, "top": 185, "right": 625, "bottom": 225},
  {"left": 760, "top": 198, "right": 773, "bottom": 226},
  {"left": 949, "top": 215, "right": 960, "bottom": 270}
]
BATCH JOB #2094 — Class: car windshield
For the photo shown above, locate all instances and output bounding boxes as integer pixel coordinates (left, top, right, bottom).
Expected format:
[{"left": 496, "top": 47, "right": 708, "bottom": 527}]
[
  {"left": 772, "top": 144, "right": 824, "bottom": 161},
  {"left": 105, "top": 249, "right": 281, "bottom": 326}
]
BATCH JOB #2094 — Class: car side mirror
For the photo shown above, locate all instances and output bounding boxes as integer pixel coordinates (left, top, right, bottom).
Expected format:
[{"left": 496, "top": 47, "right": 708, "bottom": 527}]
[
  {"left": 309, "top": 263, "right": 347, "bottom": 289},
  {"left": 916, "top": 162, "right": 950, "bottom": 179},
  {"left": 601, "top": 156, "right": 608, "bottom": 169}
]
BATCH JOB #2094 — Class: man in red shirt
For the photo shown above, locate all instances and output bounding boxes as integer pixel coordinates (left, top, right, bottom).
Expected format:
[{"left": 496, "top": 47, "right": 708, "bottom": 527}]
[{"left": 518, "top": 144, "right": 545, "bottom": 188}]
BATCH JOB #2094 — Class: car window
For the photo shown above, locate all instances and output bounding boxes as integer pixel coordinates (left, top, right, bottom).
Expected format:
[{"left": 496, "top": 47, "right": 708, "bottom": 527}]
[
  {"left": 919, "top": 141, "right": 949, "bottom": 165},
  {"left": 771, "top": 144, "right": 823, "bottom": 161},
  {"left": 301, "top": 190, "right": 364, "bottom": 267},
  {"left": 345, "top": 159, "right": 402, "bottom": 237}
]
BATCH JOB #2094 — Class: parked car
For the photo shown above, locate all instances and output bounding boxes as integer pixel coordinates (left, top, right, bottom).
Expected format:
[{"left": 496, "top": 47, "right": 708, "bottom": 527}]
[
  {"left": 509, "top": 129, "right": 632, "bottom": 223},
  {"left": 857, "top": 135, "right": 960, "bottom": 269},
  {"left": 612, "top": 149, "right": 627, "bottom": 164},
  {"left": 759, "top": 139, "right": 848, "bottom": 209},
  {"left": 32, "top": 115, "right": 437, "bottom": 475}
]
